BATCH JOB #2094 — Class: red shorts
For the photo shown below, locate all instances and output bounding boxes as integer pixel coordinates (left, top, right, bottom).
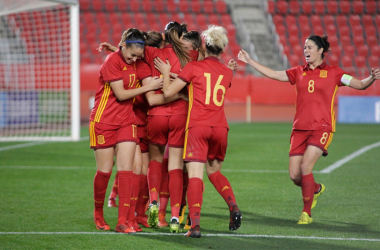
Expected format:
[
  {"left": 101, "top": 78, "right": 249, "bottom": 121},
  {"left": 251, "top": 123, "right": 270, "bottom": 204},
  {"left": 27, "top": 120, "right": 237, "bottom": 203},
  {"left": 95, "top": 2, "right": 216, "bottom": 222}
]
[
  {"left": 147, "top": 114, "right": 187, "bottom": 148},
  {"left": 183, "top": 126, "right": 228, "bottom": 163},
  {"left": 137, "top": 125, "right": 149, "bottom": 153},
  {"left": 89, "top": 121, "right": 137, "bottom": 149},
  {"left": 289, "top": 129, "right": 334, "bottom": 157}
]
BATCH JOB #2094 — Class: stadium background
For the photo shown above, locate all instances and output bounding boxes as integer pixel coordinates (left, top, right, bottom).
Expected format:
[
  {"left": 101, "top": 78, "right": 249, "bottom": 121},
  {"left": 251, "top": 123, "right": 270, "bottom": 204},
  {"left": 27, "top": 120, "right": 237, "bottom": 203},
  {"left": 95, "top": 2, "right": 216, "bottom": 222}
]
[{"left": 78, "top": 0, "right": 380, "bottom": 123}]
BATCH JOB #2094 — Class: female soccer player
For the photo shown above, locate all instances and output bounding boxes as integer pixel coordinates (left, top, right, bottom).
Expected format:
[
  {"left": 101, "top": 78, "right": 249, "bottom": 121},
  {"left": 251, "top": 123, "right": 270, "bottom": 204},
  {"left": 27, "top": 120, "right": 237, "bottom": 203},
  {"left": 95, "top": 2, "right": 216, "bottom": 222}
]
[
  {"left": 237, "top": 35, "right": 380, "bottom": 224},
  {"left": 142, "top": 21, "right": 199, "bottom": 233},
  {"left": 90, "top": 28, "right": 162, "bottom": 234},
  {"left": 154, "top": 25, "right": 242, "bottom": 238}
]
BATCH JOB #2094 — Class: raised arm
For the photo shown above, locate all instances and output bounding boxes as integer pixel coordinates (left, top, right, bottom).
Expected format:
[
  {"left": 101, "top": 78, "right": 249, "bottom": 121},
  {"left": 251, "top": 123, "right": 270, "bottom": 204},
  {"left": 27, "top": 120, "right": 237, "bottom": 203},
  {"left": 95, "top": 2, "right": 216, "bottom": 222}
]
[
  {"left": 97, "top": 42, "right": 118, "bottom": 52},
  {"left": 346, "top": 68, "right": 380, "bottom": 90},
  {"left": 111, "top": 77, "right": 162, "bottom": 101},
  {"left": 238, "top": 49, "right": 289, "bottom": 82},
  {"left": 143, "top": 77, "right": 185, "bottom": 106}
]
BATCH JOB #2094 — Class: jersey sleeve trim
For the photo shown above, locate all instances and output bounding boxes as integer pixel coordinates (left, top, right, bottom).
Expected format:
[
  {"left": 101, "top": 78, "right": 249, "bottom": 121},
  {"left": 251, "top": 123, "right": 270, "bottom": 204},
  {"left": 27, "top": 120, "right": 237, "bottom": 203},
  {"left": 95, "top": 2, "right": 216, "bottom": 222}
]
[{"left": 178, "top": 76, "right": 190, "bottom": 84}]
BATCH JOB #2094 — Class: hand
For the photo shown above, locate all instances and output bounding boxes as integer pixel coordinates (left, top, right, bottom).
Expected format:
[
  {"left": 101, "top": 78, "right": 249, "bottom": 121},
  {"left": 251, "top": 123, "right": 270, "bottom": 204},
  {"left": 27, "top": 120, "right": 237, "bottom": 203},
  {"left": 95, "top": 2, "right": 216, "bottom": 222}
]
[
  {"left": 228, "top": 59, "right": 238, "bottom": 71},
  {"left": 179, "top": 92, "right": 189, "bottom": 102},
  {"left": 147, "top": 76, "right": 163, "bottom": 90},
  {"left": 154, "top": 57, "right": 171, "bottom": 75},
  {"left": 371, "top": 68, "right": 380, "bottom": 80},
  {"left": 97, "top": 42, "right": 117, "bottom": 52},
  {"left": 169, "top": 72, "right": 178, "bottom": 79},
  {"left": 237, "top": 49, "right": 251, "bottom": 64}
]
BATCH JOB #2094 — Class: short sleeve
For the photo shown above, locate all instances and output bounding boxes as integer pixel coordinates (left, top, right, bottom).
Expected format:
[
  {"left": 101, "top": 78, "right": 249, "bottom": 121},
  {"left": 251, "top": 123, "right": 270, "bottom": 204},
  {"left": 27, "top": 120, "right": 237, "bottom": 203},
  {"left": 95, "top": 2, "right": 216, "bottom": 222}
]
[
  {"left": 143, "top": 46, "right": 157, "bottom": 64},
  {"left": 101, "top": 53, "right": 123, "bottom": 82},
  {"left": 285, "top": 67, "right": 298, "bottom": 85},
  {"left": 335, "top": 66, "right": 349, "bottom": 87},
  {"left": 136, "top": 60, "right": 152, "bottom": 81},
  {"left": 178, "top": 62, "right": 194, "bottom": 84}
]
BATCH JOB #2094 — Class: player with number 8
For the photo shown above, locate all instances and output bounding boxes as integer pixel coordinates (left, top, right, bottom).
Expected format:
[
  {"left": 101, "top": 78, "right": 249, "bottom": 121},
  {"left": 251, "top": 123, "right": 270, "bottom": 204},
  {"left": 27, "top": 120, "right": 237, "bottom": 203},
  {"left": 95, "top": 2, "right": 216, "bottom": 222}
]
[{"left": 238, "top": 35, "right": 380, "bottom": 224}]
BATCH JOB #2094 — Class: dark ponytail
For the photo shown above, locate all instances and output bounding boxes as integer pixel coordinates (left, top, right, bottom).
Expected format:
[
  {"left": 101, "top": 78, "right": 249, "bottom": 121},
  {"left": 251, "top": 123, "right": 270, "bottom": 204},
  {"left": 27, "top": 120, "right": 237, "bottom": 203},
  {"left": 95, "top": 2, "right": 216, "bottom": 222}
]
[
  {"left": 307, "top": 35, "right": 330, "bottom": 59},
  {"left": 142, "top": 31, "right": 163, "bottom": 48},
  {"left": 164, "top": 21, "right": 191, "bottom": 68}
]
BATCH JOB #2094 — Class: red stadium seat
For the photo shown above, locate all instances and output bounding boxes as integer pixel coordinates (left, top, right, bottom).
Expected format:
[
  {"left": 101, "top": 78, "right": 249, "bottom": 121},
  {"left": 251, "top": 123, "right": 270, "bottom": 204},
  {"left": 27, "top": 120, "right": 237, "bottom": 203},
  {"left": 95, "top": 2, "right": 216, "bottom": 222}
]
[
  {"left": 339, "top": 0, "right": 351, "bottom": 15},
  {"left": 121, "top": 13, "right": 134, "bottom": 27},
  {"left": 369, "top": 55, "right": 379, "bottom": 67},
  {"left": 130, "top": 0, "right": 140, "bottom": 12},
  {"left": 142, "top": 0, "right": 154, "bottom": 12},
  {"left": 375, "top": 16, "right": 380, "bottom": 29},
  {"left": 366, "top": 34, "right": 378, "bottom": 47},
  {"left": 348, "top": 15, "right": 361, "bottom": 28},
  {"left": 289, "top": 0, "right": 300, "bottom": 15},
  {"left": 338, "top": 26, "right": 350, "bottom": 38},
  {"left": 288, "top": 54, "right": 301, "bottom": 67},
  {"left": 330, "top": 44, "right": 342, "bottom": 56},
  {"left": 285, "top": 16, "right": 297, "bottom": 26},
  {"left": 352, "top": 1, "right": 364, "bottom": 15},
  {"left": 301, "top": 0, "right": 313, "bottom": 15},
  {"left": 365, "top": 0, "right": 377, "bottom": 15},
  {"left": 292, "top": 44, "right": 303, "bottom": 55},
  {"left": 352, "top": 25, "right": 364, "bottom": 38},
  {"left": 328, "top": 54, "right": 339, "bottom": 66},
  {"left": 328, "top": 35, "right": 339, "bottom": 48},
  {"left": 343, "top": 45, "right": 355, "bottom": 57},
  {"left": 310, "top": 15, "right": 321, "bottom": 27},
  {"left": 277, "top": 0, "right": 288, "bottom": 15},
  {"left": 196, "top": 14, "right": 207, "bottom": 27},
  {"left": 314, "top": 1, "right": 325, "bottom": 15},
  {"left": 134, "top": 13, "right": 146, "bottom": 25},
  {"left": 298, "top": 15, "right": 309, "bottom": 25},
  {"left": 362, "top": 15, "right": 374, "bottom": 27},
  {"left": 215, "top": 0, "right": 228, "bottom": 14},
  {"left": 340, "top": 35, "right": 352, "bottom": 47},
  {"left": 191, "top": 1, "right": 202, "bottom": 13},
  {"left": 312, "top": 25, "right": 324, "bottom": 36},
  {"left": 267, "top": 0, "right": 276, "bottom": 14},
  {"left": 323, "top": 15, "right": 335, "bottom": 27},
  {"left": 357, "top": 45, "right": 369, "bottom": 57},
  {"left": 96, "top": 13, "right": 108, "bottom": 25},
  {"left": 355, "top": 55, "right": 367, "bottom": 68},
  {"left": 80, "top": 0, "right": 91, "bottom": 10},
  {"left": 273, "top": 15, "right": 284, "bottom": 26},
  {"left": 288, "top": 24, "right": 299, "bottom": 37},
  {"left": 336, "top": 15, "right": 348, "bottom": 27},
  {"left": 167, "top": 0, "right": 178, "bottom": 12},
  {"left": 116, "top": 0, "right": 128, "bottom": 11},
  {"left": 300, "top": 24, "right": 311, "bottom": 38},
  {"left": 275, "top": 24, "right": 287, "bottom": 37},
  {"left": 208, "top": 14, "right": 220, "bottom": 25},
  {"left": 341, "top": 55, "right": 353, "bottom": 68},
  {"left": 93, "top": 0, "right": 104, "bottom": 11},
  {"left": 221, "top": 14, "right": 233, "bottom": 25},
  {"left": 370, "top": 45, "right": 380, "bottom": 57},
  {"left": 326, "top": 1, "right": 338, "bottom": 15},
  {"left": 325, "top": 25, "right": 337, "bottom": 37},
  {"left": 158, "top": 13, "right": 171, "bottom": 28},
  {"left": 353, "top": 35, "right": 365, "bottom": 47},
  {"left": 179, "top": 1, "right": 189, "bottom": 13},
  {"left": 204, "top": 1, "right": 215, "bottom": 14}
]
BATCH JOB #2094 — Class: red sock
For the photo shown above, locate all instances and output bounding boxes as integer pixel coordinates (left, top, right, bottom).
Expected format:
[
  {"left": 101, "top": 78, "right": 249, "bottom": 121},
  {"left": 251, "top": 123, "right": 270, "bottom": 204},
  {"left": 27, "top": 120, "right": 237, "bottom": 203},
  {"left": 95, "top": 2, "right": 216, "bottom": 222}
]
[
  {"left": 301, "top": 173, "right": 315, "bottom": 216},
  {"left": 187, "top": 177, "right": 203, "bottom": 228},
  {"left": 314, "top": 182, "right": 321, "bottom": 193},
  {"left": 93, "top": 170, "right": 112, "bottom": 216},
  {"left": 181, "top": 171, "right": 189, "bottom": 206},
  {"left": 127, "top": 173, "right": 140, "bottom": 221},
  {"left": 109, "top": 172, "right": 119, "bottom": 199},
  {"left": 168, "top": 169, "right": 183, "bottom": 218},
  {"left": 147, "top": 160, "right": 162, "bottom": 203},
  {"left": 208, "top": 171, "right": 237, "bottom": 211},
  {"left": 136, "top": 174, "right": 149, "bottom": 217},
  {"left": 159, "top": 158, "right": 169, "bottom": 214},
  {"left": 117, "top": 171, "right": 133, "bottom": 225}
]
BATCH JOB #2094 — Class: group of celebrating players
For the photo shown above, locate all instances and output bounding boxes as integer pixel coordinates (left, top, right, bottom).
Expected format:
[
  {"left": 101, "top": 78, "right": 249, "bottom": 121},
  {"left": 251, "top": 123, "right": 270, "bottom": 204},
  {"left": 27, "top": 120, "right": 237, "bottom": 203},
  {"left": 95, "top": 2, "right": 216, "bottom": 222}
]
[{"left": 89, "top": 19, "right": 380, "bottom": 238}]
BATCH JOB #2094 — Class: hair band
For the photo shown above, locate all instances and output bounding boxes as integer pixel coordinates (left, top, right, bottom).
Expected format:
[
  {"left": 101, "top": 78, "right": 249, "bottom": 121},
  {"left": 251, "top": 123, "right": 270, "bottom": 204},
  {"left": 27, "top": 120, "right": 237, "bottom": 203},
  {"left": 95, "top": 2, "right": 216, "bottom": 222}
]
[{"left": 125, "top": 40, "right": 145, "bottom": 44}]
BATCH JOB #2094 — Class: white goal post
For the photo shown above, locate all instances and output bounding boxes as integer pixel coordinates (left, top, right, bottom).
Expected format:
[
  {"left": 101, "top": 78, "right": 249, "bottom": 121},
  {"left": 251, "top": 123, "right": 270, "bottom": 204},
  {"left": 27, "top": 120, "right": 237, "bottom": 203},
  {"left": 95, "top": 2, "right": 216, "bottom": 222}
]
[{"left": 0, "top": 0, "right": 80, "bottom": 141}]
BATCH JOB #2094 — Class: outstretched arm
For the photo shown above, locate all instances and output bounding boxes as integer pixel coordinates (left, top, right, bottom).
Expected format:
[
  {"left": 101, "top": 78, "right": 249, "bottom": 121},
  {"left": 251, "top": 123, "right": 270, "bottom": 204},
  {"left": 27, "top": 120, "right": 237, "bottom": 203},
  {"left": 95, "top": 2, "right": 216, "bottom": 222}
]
[
  {"left": 111, "top": 77, "right": 162, "bottom": 101},
  {"left": 238, "top": 49, "right": 289, "bottom": 82},
  {"left": 346, "top": 68, "right": 380, "bottom": 90},
  {"left": 97, "top": 42, "right": 118, "bottom": 52}
]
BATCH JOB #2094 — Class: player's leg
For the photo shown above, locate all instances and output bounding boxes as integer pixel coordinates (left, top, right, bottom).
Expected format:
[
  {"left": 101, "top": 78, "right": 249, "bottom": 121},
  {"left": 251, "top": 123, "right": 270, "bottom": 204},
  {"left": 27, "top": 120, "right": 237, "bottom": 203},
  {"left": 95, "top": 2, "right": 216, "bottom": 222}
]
[
  {"left": 159, "top": 147, "right": 169, "bottom": 227},
  {"left": 135, "top": 149, "right": 150, "bottom": 227}
]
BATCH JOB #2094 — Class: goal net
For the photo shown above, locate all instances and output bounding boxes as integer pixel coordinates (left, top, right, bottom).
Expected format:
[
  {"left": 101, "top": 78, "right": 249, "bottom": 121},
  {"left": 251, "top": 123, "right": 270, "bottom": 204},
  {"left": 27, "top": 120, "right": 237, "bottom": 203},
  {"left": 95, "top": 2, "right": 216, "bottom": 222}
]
[{"left": 0, "top": 0, "right": 79, "bottom": 141}]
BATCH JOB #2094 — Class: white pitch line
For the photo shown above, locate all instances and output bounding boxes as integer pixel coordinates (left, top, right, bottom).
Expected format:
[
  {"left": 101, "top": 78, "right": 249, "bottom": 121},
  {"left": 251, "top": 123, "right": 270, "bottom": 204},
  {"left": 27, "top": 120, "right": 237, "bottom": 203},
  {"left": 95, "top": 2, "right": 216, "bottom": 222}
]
[
  {"left": 0, "top": 136, "right": 89, "bottom": 152},
  {"left": 0, "top": 232, "right": 379, "bottom": 242},
  {"left": 320, "top": 141, "right": 380, "bottom": 174}
]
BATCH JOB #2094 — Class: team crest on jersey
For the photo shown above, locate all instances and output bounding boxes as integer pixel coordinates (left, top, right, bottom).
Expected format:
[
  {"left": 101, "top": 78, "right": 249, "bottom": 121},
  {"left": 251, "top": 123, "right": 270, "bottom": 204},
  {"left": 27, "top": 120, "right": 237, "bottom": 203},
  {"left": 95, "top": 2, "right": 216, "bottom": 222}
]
[
  {"left": 123, "top": 66, "right": 127, "bottom": 71},
  {"left": 97, "top": 135, "right": 105, "bottom": 144},
  {"left": 319, "top": 70, "right": 328, "bottom": 78}
]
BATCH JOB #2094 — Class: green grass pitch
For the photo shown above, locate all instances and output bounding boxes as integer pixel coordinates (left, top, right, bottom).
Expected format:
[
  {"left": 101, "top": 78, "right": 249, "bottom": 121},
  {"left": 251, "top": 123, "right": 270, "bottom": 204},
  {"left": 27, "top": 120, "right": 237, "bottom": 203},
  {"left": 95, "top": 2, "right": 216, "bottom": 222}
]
[{"left": 1, "top": 123, "right": 379, "bottom": 249}]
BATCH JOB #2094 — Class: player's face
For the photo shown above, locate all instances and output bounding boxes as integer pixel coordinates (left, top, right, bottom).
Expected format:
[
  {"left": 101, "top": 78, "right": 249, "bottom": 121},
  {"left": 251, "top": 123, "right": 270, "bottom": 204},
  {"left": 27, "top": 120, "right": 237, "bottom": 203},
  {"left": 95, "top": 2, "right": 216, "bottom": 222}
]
[
  {"left": 304, "top": 39, "right": 323, "bottom": 64},
  {"left": 123, "top": 45, "right": 144, "bottom": 64}
]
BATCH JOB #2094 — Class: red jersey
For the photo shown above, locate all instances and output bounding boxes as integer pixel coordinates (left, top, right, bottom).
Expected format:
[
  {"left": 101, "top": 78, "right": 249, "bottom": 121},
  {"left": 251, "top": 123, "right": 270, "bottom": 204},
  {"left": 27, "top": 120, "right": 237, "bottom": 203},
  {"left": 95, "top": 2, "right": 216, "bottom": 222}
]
[
  {"left": 178, "top": 57, "right": 232, "bottom": 129},
  {"left": 286, "top": 63, "right": 347, "bottom": 132},
  {"left": 143, "top": 45, "right": 198, "bottom": 116},
  {"left": 133, "top": 60, "right": 151, "bottom": 126},
  {"left": 90, "top": 50, "right": 138, "bottom": 125}
]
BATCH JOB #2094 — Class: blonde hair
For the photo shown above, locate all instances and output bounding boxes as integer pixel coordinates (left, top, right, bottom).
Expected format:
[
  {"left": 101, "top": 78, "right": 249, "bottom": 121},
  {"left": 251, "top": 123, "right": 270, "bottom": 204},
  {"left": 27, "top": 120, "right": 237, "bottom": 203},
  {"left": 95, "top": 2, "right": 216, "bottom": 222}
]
[{"left": 201, "top": 25, "right": 228, "bottom": 55}]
